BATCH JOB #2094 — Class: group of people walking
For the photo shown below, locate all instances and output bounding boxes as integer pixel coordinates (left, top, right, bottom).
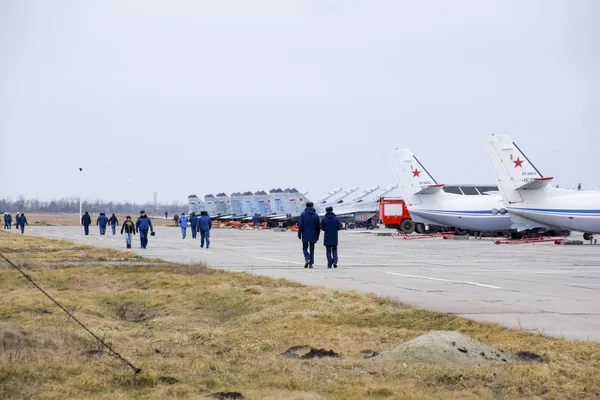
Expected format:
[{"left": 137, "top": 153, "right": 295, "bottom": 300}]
[
  {"left": 298, "top": 202, "right": 342, "bottom": 269},
  {"left": 178, "top": 212, "right": 212, "bottom": 248},
  {"left": 81, "top": 210, "right": 154, "bottom": 249},
  {"left": 3, "top": 212, "right": 28, "bottom": 234},
  {"left": 6, "top": 204, "right": 340, "bottom": 266}
]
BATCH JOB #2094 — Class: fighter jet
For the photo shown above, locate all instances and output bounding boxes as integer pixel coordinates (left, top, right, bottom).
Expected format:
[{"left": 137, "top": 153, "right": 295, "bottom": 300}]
[
  {"left": 480, "top": 134, "right": 591, "bottom": 237},
  {"left": 391, "top": 148, "right": 512, "bottom": 234},
  {"left": 317, "top": 187, "right": 343, "bottom": 204}
]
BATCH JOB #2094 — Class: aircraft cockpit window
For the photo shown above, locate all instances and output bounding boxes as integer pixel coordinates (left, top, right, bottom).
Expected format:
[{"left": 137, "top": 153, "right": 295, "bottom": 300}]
[
  {"left": 476, "top": 186, "right": 499, "bottom": 194},
  {"left": 443, "top": 186, "right": 463, "bottom": 195},
  {"left": 460, "top": 186, "right": 479, "bottom": 195}
]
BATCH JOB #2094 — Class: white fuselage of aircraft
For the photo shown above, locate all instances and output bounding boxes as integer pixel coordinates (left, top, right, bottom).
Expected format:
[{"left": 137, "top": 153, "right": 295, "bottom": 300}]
[
  {"left": 480, "top": 134, "right": 600, "bottom": 234},
  {"left": 406, "top": 191, "right": 513, "bottom": 231},
  {"left": 392, "top": 148, "right": 513, "bottom": 232}
]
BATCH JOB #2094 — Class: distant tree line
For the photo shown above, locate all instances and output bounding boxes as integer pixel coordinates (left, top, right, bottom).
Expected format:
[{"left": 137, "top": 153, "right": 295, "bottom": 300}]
[{"left": 0, "top": 196, "right": 185, "bottom": 215}]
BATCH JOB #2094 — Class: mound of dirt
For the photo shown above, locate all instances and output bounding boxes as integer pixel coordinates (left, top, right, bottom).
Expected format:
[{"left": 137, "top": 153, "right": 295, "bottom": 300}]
[{"left": 374, "top": 331, "right": 518, "bottom": 367}]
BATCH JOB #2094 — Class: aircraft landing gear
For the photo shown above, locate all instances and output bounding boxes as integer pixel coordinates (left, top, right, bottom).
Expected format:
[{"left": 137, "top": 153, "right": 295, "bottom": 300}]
[{"left": 583, "top": 232, "right": 594, "bottom": 241}]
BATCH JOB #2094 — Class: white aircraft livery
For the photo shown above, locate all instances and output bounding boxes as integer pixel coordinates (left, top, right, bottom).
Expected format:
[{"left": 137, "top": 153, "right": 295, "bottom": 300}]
[
  {"left": 479, "top": 134, "right": 600, "bottom": 235},
  {"left": 391, "top": 148, "right": 512, "bottom": 233}
]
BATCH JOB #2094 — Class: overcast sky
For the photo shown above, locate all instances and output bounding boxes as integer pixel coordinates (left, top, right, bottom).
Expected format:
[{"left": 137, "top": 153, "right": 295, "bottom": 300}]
[{"left": 1, "top": 0, "right": 598, "bottom": 204}]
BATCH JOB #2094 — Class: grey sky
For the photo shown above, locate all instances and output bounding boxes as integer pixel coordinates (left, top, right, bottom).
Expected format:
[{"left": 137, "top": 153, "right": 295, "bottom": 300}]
[{"left": 1, "top": 0, "right": 598, "bottom": 204}]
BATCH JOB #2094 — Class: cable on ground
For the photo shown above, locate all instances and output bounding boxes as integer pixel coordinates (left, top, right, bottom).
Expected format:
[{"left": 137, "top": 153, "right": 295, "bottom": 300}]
[{"left": 0, "top": 253, "right": 141, "bottom": 374}]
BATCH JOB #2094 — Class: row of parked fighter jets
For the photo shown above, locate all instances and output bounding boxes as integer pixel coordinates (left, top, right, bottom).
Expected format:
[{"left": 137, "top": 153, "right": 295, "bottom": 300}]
[
  {"left": 188, "top": 183, "right": 400, "bottom": 225},
  {"left": 392, "top": 133, "right": 600, "bottom": 239}
]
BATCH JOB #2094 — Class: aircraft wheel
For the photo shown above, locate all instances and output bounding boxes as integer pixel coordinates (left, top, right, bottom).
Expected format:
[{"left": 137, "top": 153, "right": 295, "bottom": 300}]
[
  {"left": 454, "top": 228, "right": 468, "bottom": 236},
  {"left": 415, "top": 223, "right": 426, "bottom": 234},
  {"left": 511, "top": 231, "right": 524, "bottom": 240},
  {"left": 583, "top": 232, "right": 593, "bottom": 241},
  {"left": 400, "top": 219, "right": 416, "bottom": 234}
]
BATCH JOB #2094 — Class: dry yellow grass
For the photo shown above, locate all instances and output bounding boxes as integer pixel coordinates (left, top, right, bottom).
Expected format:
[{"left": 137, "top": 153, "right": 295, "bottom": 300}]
[{"left": 1, "top": 232, "right": 599, "bottom": 399}]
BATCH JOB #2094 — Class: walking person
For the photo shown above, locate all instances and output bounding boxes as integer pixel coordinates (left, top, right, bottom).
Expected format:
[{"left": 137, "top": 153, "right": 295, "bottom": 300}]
[
  {"left": 252, "top": 213, "right": 259, "bottom": 228},
  {"left": 298, "top": 202, "right": 320, "bottom": 268},
  {"left": 173, "top": 213, "right": 179, "bottom": 227},
  {"left": 108, "top": 213, "right": 119, "bottom": 235},
  {"left": 97, "top": 212, "right": 109, "bottom": 235},
  {"left": 14, "top": 213, "right": 20, "bottom": 228},
  {"left": 179, "top": 213, "right": 188, "bottom": 239},
  {"left": 3, "top": 213, "right": 11, "bottom": 229},
  {"left": 120, "top": 216, "right": 136, "bottom": 249},
  {"left": 135, "top": 210, "right": 154, "bottom": 249},
  {"left": 197, "top": 211, "right": 212, "bottom": 249},
  {"left": 17, "top": 213, "right": 28, "bottom": 234},
  {"left": 321, "top": 206, "right": 342, "bottom": 269},
  {"left": 189, "top": 212, "right": 198, "bottom": 239},
  {"left": 165, "top": 210, "right": 168, "bottom": 219},
  {"left": 81, "top": 211, "right": 92, "bottom": 235}
]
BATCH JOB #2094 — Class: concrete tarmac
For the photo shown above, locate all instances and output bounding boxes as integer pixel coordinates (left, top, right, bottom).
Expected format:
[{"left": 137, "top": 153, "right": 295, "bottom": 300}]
[{"left": 17, "top": 225, "right": 600, "bottom": 342}]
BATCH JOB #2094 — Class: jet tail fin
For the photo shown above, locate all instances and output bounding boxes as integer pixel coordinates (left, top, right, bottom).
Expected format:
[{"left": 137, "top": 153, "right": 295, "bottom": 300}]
[
  {"left": 390, "top": 149, "right": 438, "bottom": 206},
  {"left": 479, "top": 134, "right": 545, "bottom": 204}
]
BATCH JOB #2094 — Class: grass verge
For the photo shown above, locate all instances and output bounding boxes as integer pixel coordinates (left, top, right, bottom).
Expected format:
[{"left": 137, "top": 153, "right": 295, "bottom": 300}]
[{"left": 0, "top": 232, "right": 599, "bottom": 399}]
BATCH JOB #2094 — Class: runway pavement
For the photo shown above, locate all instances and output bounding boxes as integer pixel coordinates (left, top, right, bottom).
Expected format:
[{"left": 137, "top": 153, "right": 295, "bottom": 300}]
[{"left": 16, "top": 225, "right": 600, "bottom": 342}]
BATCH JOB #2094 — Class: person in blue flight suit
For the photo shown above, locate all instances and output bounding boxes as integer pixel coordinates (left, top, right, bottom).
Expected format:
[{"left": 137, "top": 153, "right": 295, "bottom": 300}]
[
  {"left": 135, "top": 210, "right": 154, "bottom": 249},
  {"left": 179, "top": 213, "right": 188, "bottom": 239},
  {"left": 298, "top": 202, "right": 320, "bottom": 268},
  {"left": 96, "top": 212, "right": 109, "bottom": 235},
  {"left": 189, "top": 212, "right": 198, "bottom": 239},
  {"left": 252, "top": 213, "right": 259, "bottom": 228},
  {"left": 81, "top": 211, "right": 92, "bottom": 235},
  {"left": 3, "top": 213, "right": 12, "bottom": 229},
  {"left": 321, "top": 206, "right": 342, "bottom": 269},
  {"left": 197, "top": 211, "right": 212, "bottom": 249},
  {"left": 17, "top": 213, "right": 28, "bottom": 234}
]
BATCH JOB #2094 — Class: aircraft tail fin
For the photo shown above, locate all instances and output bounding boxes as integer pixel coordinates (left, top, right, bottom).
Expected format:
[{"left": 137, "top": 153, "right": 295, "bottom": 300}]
[
  {"left": 479, "top": 134, "right": 545, "bottom": 204},
  {"left": 390, "top": 149, "right": 438, "bottom": 206}
]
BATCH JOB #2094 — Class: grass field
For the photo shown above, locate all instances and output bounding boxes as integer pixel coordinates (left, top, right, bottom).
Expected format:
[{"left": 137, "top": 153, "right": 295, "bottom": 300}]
[{"left": 1, "top": 231, "right": 599, "bottom": 399}]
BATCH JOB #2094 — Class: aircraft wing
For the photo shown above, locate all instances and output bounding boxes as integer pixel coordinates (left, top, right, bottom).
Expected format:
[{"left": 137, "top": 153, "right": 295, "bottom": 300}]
[
  {"left": 415, "top": 184, "right": 445, "bottom": 195},
  {"left": 515, "top": 177, "right": 554, "bottom": 191}
]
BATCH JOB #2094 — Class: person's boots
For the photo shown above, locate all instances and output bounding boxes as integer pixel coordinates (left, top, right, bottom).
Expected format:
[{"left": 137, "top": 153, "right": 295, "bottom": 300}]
[{"left": 127, "top": 244, "right": 131, "bottom": 249}]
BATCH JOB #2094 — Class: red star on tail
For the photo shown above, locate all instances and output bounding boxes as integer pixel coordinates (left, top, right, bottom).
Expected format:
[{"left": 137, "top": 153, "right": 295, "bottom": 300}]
[
  {"left": 513, "top": 157, "right": 524, "bottom": 168},
  {"left": 413, "top": 169, "right": 421, "bottom": 177}
]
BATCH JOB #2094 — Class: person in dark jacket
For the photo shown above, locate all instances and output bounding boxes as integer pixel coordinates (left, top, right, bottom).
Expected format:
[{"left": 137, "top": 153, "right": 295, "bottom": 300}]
[
  {"left": 165, "top": 210, "right": 168, "bottom": 219},
  {"left": 179, "top": 213, "right": 188, "bottom": 239},
  {"left": 197, "top": 211, "right": 212, "bottom": 249},
  {"left": 135, "top": 210, "right": 154, "bottom": 249},
  {"left": 120, "top": 216, "right": 136, "bottom": 248},
  {"left": 189, "top": 212, "right": 198, "bottom": 239},
  {"left": 252, "top": 213, "right": 259, "bottom": 228},
  {"left": 298, "top": 202, "right": 320, "bottom": 268},
  {"left": 96, "top": 212, "right": 109, "bottom": 235},
  {"left": 81, "top": 211, "right": 92, "bottom": 235},
  {"left": 17, "top": 213, "right": 28, "bottom": 234},
  {"left": 108, "top": 213, "right": 119, "bottom": 235},
  {"left": 321, "top": 206, "right": 342, "bottom": 269},
  {"left": 173, "top": 213, "right": 179, "bottom": 227},
  {"left": 3, "top": 213, "right": 11, "bottom": 229}
]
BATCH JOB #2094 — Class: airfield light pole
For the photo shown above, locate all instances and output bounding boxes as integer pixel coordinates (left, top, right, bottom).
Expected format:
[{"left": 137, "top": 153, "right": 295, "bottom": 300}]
[{"left": 79, "top": 167, "right": 83, "bottom": 224}]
